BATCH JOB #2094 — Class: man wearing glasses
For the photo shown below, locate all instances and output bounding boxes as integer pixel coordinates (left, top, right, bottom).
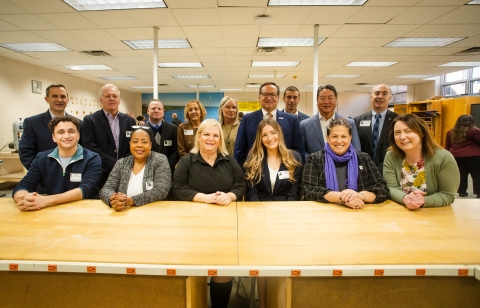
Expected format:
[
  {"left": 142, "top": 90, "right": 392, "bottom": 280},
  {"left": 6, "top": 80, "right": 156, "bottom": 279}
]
[
  {"left": 283, "top": 86, "right": 309, "bottom": 122},
  {"left": 234, "top": 82, "right": 305, "bottom": 167},
  {"left": 300, "top": 84, "right": 361, "bottom": 158}
]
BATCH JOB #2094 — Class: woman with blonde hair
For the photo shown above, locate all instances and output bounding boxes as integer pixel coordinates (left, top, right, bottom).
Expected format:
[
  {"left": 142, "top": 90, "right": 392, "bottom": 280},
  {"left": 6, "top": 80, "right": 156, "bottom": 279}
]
[
  {"left": 244, "top": 118, "right": 302, "bottom": 201},
  {"left": 177, "top": 100, "right": 207, "bottom": 157},
  {"left": 174, "top": 119, "right": 245, "bottom": 308},
  {"left": 445, "top": 115, "right": 480, "bottom": 198},
  {"left": 218, "top": 96, "right": 240, "bottom": 156},
  {"left": 384, "top": 114, "right": 459, "bottom": 209}
]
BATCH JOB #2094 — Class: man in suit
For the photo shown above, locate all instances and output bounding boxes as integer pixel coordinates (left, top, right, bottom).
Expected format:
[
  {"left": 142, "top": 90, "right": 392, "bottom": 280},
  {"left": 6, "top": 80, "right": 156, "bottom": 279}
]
[
  {"left": 354, "top": 84, "right": 398, "bottom": 174},
  {"left": 81, "top": 84, "right": 136, "bottom": 188},
  {"left": 300, "top": 84, "right": 361, "bottom": 157},
  {"left": 145, "top": 99, "right": 179, "bottom": 175},
  {"left": 234, "top": 82, "right": 305, "bottom": 167},
  {"left": 171, "top": 113, "right": 182, "bottom": 126},
  {"left": 19, "top": 84, "right": 75, "bottom": 170},
  {"left": 283, "top": 86, "right": 309, "bottom": 122}
]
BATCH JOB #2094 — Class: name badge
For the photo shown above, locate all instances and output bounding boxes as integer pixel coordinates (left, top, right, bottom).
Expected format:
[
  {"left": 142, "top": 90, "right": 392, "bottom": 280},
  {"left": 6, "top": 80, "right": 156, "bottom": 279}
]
[
  {"left": 278, "top": 171, "right": 290, "bottom": 180},
  {"left": 360, "top": 120, "right": 371, "bottom": 127},
  {"left": 184, "top": 129, "right": 194, "bottom": 135},
  {"left": 146, "top": 181, "right": 153, "bottom": 191},
  {"left": 126, "top": 131, "right": 132, "bottom": 138},
  {"left": 359, "top": 165, "right": 364, "bottom": 171},
  {"left": 164, "top": 140, "right": 172, "bottom": 146},
  {"left": 70, "top": 173, "right": 82, "bottom": 182}
]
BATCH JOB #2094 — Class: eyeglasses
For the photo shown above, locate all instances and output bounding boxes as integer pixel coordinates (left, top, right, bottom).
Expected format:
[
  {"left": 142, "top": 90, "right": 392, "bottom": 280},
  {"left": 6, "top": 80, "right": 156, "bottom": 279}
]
[
  {"left": 132, "top": 126, "right": 150, "bottom": 130},
  {"left": 261, "top": 93, "right": 278, "bottom": 98}
]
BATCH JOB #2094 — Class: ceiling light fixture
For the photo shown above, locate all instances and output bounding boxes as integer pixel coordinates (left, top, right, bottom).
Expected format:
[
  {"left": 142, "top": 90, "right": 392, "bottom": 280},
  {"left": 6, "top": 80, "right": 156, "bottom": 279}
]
[
  {"left": 346, "top": 62, "right": 397, "bottom": 67},
  {"left": 219, "top": 88, "right": 243, "bottom": 91},
  {"left": 100, "top": 76, "right": 137, "bottom": 80},
  {"left": 159, "top": 62, "right": 203, "bottom": 68},
  {"left": 385, "top": 37, "right": 464, "bottom": 47},
  {"left": 187, "top": 85, "right": 215, "bottom": 88},
  {"left": 438, "top": 62, "right": 480, "bottom": 67},
  {"left": 249, "top": 74, "right": 285, "bottom": 78},
  {"left": 123, "top": 39, "right": 191, "bottom": 50},
  {"left": 173, "top": 75, "right": 210, "bottom": 79},
  {"left": 63, "top": 0, "right": 166, "bottom": 11},
  {"left": 0, "top": 43, "right": 69, "bottom": 52},
  {"left": 252, "top": 62, "right": 299, "bottom": 67},
  {"left": 268, "top": 0, "right": 367, "bottom": 5},
  {"left": 324, "top": 74, "right": 361, "bottom": 78},
  {"left": 64, "top": 65, "right": 113, "bottom": 70},
  {"left": 396, "top": 75, "right": 434, "bottom": 79},
  {"left": 258, "top": 37, "right": 325, "bottom": 47}
]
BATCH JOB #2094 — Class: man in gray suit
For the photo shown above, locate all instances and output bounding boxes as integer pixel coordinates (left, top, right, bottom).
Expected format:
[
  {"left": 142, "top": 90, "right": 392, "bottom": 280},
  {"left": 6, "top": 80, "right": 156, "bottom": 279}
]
[
  {"left": 354, "top": 84, "right": 398, "bottom": 174},
  {"left": 300, "top": 84, "right": 361, "bottom": 157},
  {"left": 283, "top": 86, "right": 309, "bottom": 122}
]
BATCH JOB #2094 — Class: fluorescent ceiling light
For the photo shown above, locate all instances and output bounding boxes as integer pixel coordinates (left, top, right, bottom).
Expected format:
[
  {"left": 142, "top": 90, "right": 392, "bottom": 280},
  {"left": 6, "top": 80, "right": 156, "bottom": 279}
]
[
  {"left": 159, "top": 62, "right": 203, "bottom": 68},
  {"left": 249, "top": 74, "right": 285, "bottom": 78},
  {"left": 438, "top": 62, "right": 480, "bottom": 67},
  {"left": 258, "top": 37, "right": 325, "bottom": 47},
  {"left": 324, "top": 74, "right": 361, "bottom": 78},
  {"left": 188, "top": 85, "right": 215, "bottom": 88},
  {"left": 346, "top": 62, "right": 397, "bottom": 67},
  {"left": 385, "top": 37, "right": 464, "bottom": 47},
  {"left": 100, "top": 76, "right": 137, "bottom": 80},
  {"left": 0, "top": 43, "right": 69, "bottom": 52},
  {"left": 131, "top": 86, "right": 154, "bottom": 89},
  {"left": 246, "top": 84, "right": 261, "bottom": 88},
  {"left": 123, "top": 39, "right": 191, "bottom": 50},
  {"left": 64, "top": 65, "right": 113, "bottom": 70},
  {"left": 467, "top": 1, "right": 480, "bottom": 4},
  {"left": 173, "top": 75, "right": 210, "bottom": 79},
  {"left": 219, "top": 88, "right": 243, "bottom": 91},
  {"left": 268, "top": 0, "right": 367, "bottom": 5},
  {"left": 252, "top": 62, "right": 299, "bottom": 67},
  {"left": 63, "top": 0, "right": 166, "bottom": 11},
  {"left": 396, "top": 75, "right": 434, "bottom": 79}
]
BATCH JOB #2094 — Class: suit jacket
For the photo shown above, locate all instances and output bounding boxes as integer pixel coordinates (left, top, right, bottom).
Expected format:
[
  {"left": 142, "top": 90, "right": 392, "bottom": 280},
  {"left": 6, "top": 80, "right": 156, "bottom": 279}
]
[
  {"left": 81, "top": 109, "right": 136, "bottom": 186},
  {"left": 300, "top": 112, "right": 361, "bottom": 158},
  {"left": 246, "top": 151, "right": 303, "bottom": 201},
  {"left": 145, "top": 120, "right": 179, "bottom": 175},
  {"left": 234, "top": 109, "right": 305, "bottom": 167},
  {"left": 354, "top": 110, "right": 398, "bottom": 174},
  {"left": 19, "top": 110, "right": 80, "bottom": 170},
  {"left": 297, "top": 111, "right": 309, "bottom": 123}
]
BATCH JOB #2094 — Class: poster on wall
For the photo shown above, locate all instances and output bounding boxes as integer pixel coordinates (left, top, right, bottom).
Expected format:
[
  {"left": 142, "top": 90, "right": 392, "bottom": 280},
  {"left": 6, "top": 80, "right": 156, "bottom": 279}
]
[
  {"left": 238, "top": 101, "right": 260, "bottom": 113},
  {"left": 141, "top": 93, "right": 225, "bottom": 122}
]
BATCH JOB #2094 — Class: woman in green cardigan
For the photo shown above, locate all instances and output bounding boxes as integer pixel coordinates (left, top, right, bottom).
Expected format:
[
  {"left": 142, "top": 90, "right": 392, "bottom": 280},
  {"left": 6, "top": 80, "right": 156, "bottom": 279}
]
[{"left": 383, "top": 114, "right": 459, "bottom": 209}]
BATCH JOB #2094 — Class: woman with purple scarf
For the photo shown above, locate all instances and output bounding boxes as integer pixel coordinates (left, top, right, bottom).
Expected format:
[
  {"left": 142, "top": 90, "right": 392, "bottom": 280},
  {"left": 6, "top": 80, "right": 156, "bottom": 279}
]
[{"left": 302, "top": 118, "right": 388, "bottom": 209}]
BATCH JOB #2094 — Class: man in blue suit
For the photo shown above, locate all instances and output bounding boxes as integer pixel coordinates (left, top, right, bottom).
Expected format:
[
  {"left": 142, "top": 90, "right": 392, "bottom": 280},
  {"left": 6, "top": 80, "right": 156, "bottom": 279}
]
[
  {"left": 283, "top": 86, "right": 309, "bottom": 122},
  {"left": 234, "top": 82, "right": 305, "bottom": 167},
  {"left": 300, "top": 84, "right": 361, "bottom": 158},
  {"left": 81, "top": 84, "right": 136, "bottom": 188},
  {"left": 20, "top": 84, "right": 79, "bottom": 170}
]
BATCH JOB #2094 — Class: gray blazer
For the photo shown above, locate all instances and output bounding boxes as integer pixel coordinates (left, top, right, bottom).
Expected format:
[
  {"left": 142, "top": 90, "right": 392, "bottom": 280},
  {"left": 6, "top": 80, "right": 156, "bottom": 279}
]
[
  {"left": 100, "top": 152, "right": 171, "bottom": 206},
  {"left": 300, "top": 112, "right": 361, "bottom": 157}
]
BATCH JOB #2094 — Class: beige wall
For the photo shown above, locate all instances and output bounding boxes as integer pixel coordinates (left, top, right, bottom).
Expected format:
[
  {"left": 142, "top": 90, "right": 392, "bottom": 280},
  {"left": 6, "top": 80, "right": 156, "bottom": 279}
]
[
  {"left": 0, "top": 56, "right": 141, "bottom": 149},
  {"left": 406, "top": 80, "right": 437, "bottom": 103}
]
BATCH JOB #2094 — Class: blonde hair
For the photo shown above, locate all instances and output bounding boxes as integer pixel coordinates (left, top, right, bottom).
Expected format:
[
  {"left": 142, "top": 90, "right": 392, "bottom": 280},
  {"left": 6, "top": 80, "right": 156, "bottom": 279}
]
[
  {"left": 218, "top": 96, "right": 240, "bottom": 125},
  {"left": 190, "top": 119, "right": 229, "bottom": 156},
  {"left": 244, "top": 118, "right": 301, "bottom": 185},
  {"left": 184, "top": 100, "right": 206, "bottom": 122}
]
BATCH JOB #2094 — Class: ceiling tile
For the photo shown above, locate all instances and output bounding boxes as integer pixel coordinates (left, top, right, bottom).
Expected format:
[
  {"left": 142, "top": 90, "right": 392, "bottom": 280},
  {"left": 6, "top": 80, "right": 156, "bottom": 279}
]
[
  {"left": 218, "top": 7, "right": 265, "bottom": 25},
  {"left": 60, "top": 40, "right": 130, "bottom": 51},
  {"left": 282, "top": 48, "right": 314, "bottom": 56},
  {"left": 38, "top": 13, "right": 98, "bottom": 30},
  {"left": 0, "top": 30, "right": 50, "bottom": 42},
  {"left": 221, "top": 25, "right": 260, "bottom": 38},
  {"left": 218, "top": 0, "right": 268, "bottom": 7},
  {"left": 296, "top": 25, "right": 342, "bottom": 37},
  {"left": 104, "top": 28, "right": 150, "bottom": 40},
  {"left": 163, "top": 48, "right": 197, "bottom": 57},
  {"left": 366, "top": 25, "right": 420, "bottom": 38},
  {"left": 331, "top": 25, "right": 384, "bottom": 38},
  {"left": 320, "top": 38, "right": 362, "bottom": 48},
  {"left": 23, "top": 51, "right": 95, "bottom": 60},
  {"left": 404, "top": 25, "right": 462, "bottom": 37},
  {"left": 387, "top": 7, "right": 456, "bottom": 25},
  {"left": 67, "top": 29, "right": 117, "bottom": 42},
  {"left": 430, "top": 6, "right": 480, "bottom": 25},
  {"left": 442, "top": 24, "right": 480, "bottom": 38},
  {"left": 415, "top": 0, "right": 472, "bottom": 6},
  {"left": 365, "top": 0, "right": 421, "bottom": 6},
  {"left": 165, "top": 0, "right": 218, "bottom": 9},
  {"left": 259, "top": 25, "right": 301, "bottom": 37},
  {"left": 264, "top": 7, "right": 312, "bottom": 25},
  {"left": 367, "top": 47, "right": 436, "bottom": 56},
  {"left": 80, "top": 11, "right": 137, "bottom": 28},
  {"left": 346, "top": 7, "right": 410, "bottom": 24},
  {"left": 0, "top": 19, "right": 22, "bottom": 31},
  {"left": 0, "top": 1, "right": 29, "bottom": 14},
  {"left": 304, "top": 7, "right": 362, "bottom": 25},
  {"left": 1, "top": 14, "right": 59, "bottom": 30},
  {"left": 32, "top": 30, "right": 84, "bottom": 42},
  {"left": 195, "top": 48, "right": 224, "bottom": 56},
  {"left": 340, "top": 47, "right": 377, "bottom": 56},
  {"left": 124, "top": 9, "right": 178, "bottom": 27},
  {"left": 224, "top": 48, "right": 254, "bottom": 56},
  {"left": 182, "top": 26, "right": 221, "bottom": 38},
  {"left": 10, "top": 0, "right": 75, "bottom": 13},
  {"left": 171, "top": 9, "right": 219, "bottom": 26},
  {"left": 352, "top": 37, "right": 396, "bottom": 48}
]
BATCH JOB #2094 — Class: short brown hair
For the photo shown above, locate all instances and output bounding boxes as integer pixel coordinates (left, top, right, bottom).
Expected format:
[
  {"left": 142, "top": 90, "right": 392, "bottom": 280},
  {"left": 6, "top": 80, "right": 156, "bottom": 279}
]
[
  {"left": 184, "top": 100, "right": 207, "bottom": 122},
  {"left": 48, "top": 115, "right": 80, "bottom": 133},
  {"left": 326, "top": 118, "right": 352, "bottom": 136},
  {"left": 388, "top": 113, "right": 440, "bottom": 159},
  {"left": 46, "top": 84, "right": 68, "bottom": 97}
]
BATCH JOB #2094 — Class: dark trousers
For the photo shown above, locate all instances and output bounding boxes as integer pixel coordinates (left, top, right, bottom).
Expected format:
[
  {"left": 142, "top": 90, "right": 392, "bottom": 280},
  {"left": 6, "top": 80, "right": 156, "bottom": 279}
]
[{"left": 455, "top": 156, "right": 480, "bottom": 195}]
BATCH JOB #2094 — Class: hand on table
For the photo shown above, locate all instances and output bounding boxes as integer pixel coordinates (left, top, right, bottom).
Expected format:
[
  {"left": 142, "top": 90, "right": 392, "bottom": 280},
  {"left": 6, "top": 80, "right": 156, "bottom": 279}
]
[
  {"left": 15, "top": 192, "right": 49, "bottom": 211},
  {"left": 110, "top": 192, "right": 133, "bottom": 212},
  {"left": 339, "top": 189, "right": 364, "bottom": 210},
  {"left": 403, "top": 190, "right": 426, "bottom": 210}
]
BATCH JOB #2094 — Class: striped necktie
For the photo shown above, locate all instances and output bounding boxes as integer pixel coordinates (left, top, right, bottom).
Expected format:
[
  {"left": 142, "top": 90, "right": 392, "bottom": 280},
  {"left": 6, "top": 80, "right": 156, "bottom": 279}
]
[{"left": 372, "top": 113, "right": 381, "bottom": 161}]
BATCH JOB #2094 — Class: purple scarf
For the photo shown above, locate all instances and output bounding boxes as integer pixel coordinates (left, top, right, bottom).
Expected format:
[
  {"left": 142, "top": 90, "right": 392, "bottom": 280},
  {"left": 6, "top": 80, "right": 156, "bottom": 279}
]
[{"left": 324, "top": 143, "right": 358, "bottom": 191}]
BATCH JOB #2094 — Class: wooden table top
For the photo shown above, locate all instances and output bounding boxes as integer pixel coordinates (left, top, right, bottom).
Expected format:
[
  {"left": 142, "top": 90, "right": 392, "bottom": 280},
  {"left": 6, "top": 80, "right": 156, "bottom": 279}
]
[
  {"left": 0, "top": 199, "right": 238, "bottom": 265},
  {"left": 237, "top": 200, "right": 480, "bottom": 266}
]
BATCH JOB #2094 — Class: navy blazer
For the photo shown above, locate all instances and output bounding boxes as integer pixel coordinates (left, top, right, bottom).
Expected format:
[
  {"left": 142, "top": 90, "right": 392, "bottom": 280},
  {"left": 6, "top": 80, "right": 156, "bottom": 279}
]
[
  {"left": 354, "top": 110, "right": 398, "bottom": 174},
  {"left": 19, "top": 110, "right": 81, "bottom": 170},
  {"left": 300, "top": 112, "right": 361, "bottom": 158},
  {"left": 246, "top": 151, "right": 303, "bottom": 201},
  {"left": 297, "top": 111, "right": 309, "bottom": 123},
  {"left": 234, "top": 109, "right": 305, "bottom": 167},
  {"left": 145, "top": 120, "right": 179, "bottom": 175},
  {"left": 81, "top": 110, "right": 136, "bottom": 181}
]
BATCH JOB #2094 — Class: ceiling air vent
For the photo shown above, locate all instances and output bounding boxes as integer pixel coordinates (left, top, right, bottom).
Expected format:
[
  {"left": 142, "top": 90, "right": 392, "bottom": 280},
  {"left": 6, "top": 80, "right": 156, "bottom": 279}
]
[
  {"left": 80, "top": 50, "right": 112, "bottom": 57},
  {"left": 256, "top": 47, "right": 282, "bottom": 55},
  {"left": 453, "top": 47, "right": 480, "bottom": 56},
  {"left": 158, "top": 84, "right": 168, "bottom": 86},
  {"left": 355, "top": 83, "right": 368, "bottom": 86}
]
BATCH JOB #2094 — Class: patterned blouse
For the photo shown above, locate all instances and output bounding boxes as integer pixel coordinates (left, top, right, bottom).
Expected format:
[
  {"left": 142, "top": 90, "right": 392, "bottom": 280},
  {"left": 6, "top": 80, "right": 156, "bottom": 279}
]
[{"left": 400, "top": 159, "right": 427, "bottom": 194}]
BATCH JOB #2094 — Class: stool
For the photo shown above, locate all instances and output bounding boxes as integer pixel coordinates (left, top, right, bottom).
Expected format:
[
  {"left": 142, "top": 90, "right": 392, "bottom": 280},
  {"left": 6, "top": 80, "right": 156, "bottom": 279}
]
[{"left": 235, "top": 277, "right": 257, "bottom": 308}]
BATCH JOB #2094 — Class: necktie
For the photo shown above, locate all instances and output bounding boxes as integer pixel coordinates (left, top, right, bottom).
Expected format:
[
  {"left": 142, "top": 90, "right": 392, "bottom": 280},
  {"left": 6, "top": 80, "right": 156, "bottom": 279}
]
[
  {"left": 372, "top": 114, "right": 381, "bottom": 161},
  {"left": 267, "top": 112, "right": 273, "bottom": 119},
  {"left": 155, "top": 125, "right": 161, "bottom": 145}
]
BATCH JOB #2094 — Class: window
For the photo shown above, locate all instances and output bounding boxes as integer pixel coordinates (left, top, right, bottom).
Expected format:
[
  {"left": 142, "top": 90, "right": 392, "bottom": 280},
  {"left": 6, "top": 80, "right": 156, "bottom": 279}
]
[
  {"left": 471, "top": 80, "right": 480, "bottom": 94},
  {"left": 441, "top": 66, "right": 480, "bottom": 96},
  {"left": 473, "top": 67, "right": 480, "bottom": 78},
  {"left": 443, "top": 83, "right": 466, "bottom": 96}
]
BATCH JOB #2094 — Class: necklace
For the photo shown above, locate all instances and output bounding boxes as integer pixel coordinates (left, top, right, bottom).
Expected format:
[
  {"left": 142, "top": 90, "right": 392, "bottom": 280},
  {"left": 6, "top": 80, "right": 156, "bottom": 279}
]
[{"left": 224, "top": 124, "right": 233, "bottom": 148}]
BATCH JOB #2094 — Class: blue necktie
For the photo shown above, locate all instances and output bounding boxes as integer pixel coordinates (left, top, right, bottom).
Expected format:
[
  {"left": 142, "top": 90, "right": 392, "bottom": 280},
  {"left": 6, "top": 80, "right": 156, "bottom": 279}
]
[
  {"left": 372, "top": 114, "right": 381, "bottom": 161},
  {"left": 154, "top": 125, "right": 161, "bottom": 145}
]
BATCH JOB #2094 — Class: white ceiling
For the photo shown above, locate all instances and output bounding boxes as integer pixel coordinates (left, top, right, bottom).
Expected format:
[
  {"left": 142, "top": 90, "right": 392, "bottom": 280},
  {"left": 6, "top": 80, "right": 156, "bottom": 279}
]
[{"left": 1, "top": 0, "right": 480, "bottom": 93}]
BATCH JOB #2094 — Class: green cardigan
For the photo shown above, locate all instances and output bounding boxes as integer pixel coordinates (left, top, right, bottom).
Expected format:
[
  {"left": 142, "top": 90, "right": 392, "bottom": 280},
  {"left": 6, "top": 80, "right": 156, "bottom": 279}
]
[{"left": 383, "top": 148, "right": 459, "bottom": 207}]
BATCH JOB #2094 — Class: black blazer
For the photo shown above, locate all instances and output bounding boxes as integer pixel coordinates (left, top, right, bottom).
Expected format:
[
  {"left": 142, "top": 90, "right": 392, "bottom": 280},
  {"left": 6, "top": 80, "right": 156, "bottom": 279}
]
[
  {"left": 145, "top": 120, "right": 179, "bottom": 175},
  {"left": 246, "top": 151, "right": 303, "bottom": 201},
  {"left": 19, "top": 110, "right": 81, "bottom": 169},
  {"left": 81, "top": 110, "right": 136, "bottom": 180},
  {"left": 353, "top": 110, "right": 398, "bottom": 173}
]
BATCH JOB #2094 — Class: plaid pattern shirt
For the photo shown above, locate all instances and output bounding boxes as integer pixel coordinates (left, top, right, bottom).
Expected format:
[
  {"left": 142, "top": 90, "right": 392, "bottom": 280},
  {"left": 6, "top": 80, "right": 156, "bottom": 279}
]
[{"left": 302, "top": 150, "right": 389, "bottom": 203}]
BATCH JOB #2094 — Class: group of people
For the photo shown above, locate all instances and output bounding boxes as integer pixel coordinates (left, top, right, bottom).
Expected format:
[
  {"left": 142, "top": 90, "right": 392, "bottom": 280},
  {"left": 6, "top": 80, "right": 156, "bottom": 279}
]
[{"left": 13, "top": 81, "right": 473, "bottom": 308}]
